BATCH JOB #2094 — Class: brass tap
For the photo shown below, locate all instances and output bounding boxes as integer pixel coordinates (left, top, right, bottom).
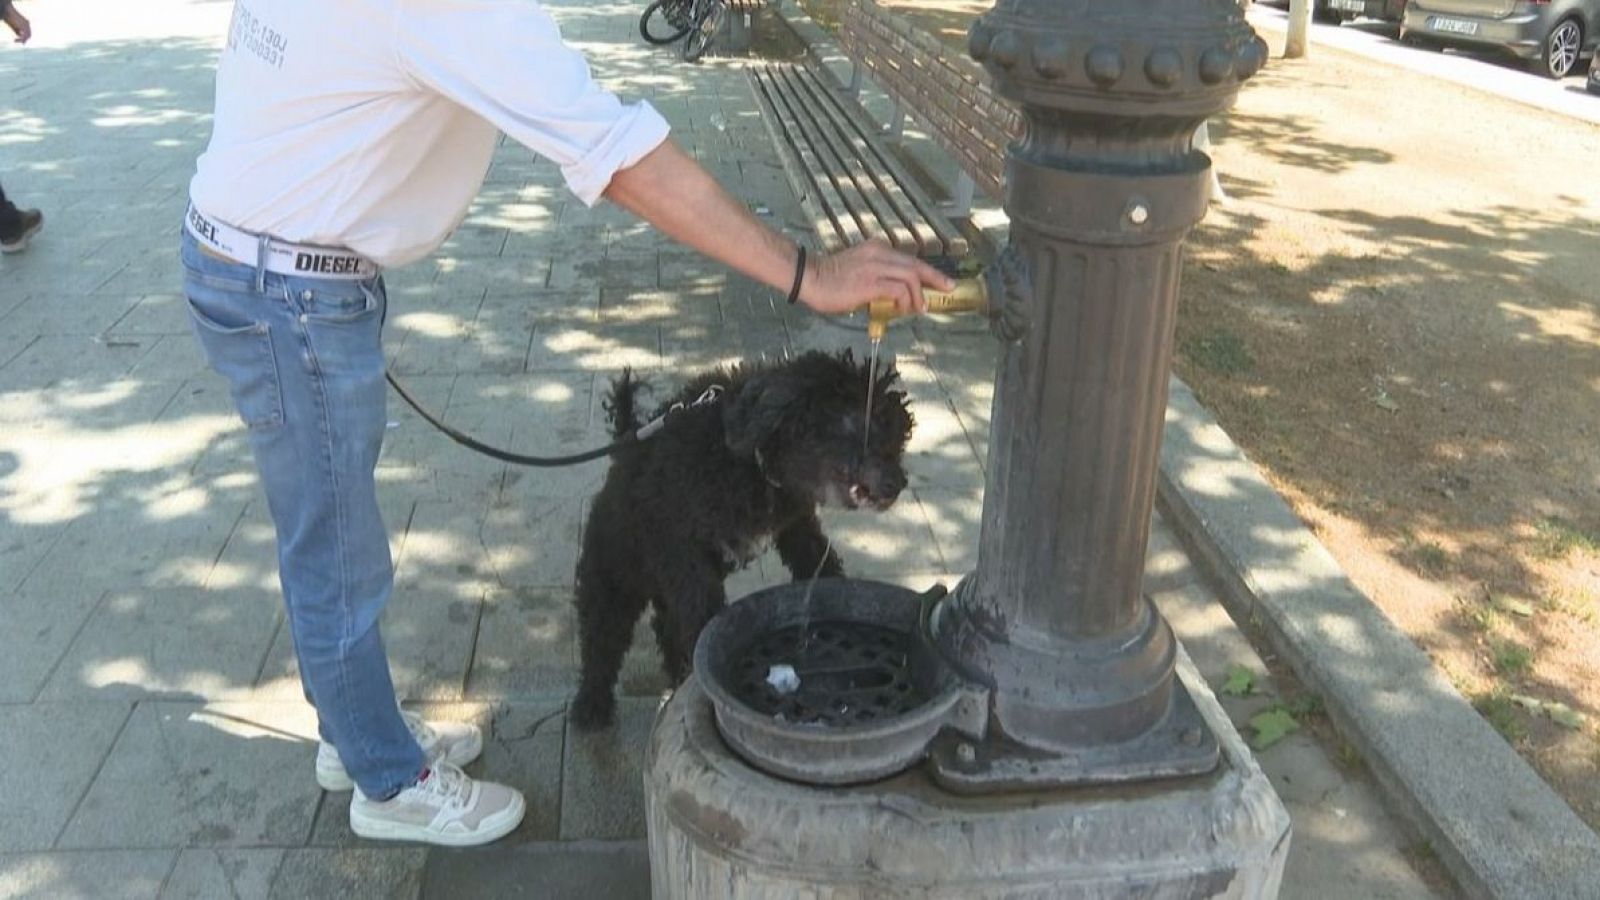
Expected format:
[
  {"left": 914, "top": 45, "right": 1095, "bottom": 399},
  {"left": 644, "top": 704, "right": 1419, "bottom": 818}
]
[{"left": 866, "top": 275, "right": 989, "bottom": 341}]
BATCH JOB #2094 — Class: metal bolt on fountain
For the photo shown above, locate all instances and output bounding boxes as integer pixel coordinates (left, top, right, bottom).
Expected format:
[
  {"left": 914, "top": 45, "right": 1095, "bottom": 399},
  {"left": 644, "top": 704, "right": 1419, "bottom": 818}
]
[{"left": 646, "top": 1, "right": 1291, "bottom": 896}]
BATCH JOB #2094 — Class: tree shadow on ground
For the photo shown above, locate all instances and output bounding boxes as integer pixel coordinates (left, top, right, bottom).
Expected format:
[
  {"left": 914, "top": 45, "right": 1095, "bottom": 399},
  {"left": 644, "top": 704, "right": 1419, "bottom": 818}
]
[
  {"left": 1208, "top": 107, "right": 1396, "bottom": 177},
  {"left": 1180, "top": 189, "right": 1600, "bottom": 828}
]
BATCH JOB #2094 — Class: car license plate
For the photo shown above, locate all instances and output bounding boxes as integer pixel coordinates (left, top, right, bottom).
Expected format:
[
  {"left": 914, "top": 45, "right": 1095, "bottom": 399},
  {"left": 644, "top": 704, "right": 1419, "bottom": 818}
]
[
  {"left": 1431, "top": 16, "right": 1479, "bottom": 35},
  {"left": 1333, "top": 0, "right": 1365, "bottom": 12}
]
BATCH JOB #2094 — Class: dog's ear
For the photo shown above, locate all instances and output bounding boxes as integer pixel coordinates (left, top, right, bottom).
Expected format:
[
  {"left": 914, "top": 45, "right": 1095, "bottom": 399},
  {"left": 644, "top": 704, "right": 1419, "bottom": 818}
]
[{"left": 723, "top": 372, "right": 799, "bottom": 458}]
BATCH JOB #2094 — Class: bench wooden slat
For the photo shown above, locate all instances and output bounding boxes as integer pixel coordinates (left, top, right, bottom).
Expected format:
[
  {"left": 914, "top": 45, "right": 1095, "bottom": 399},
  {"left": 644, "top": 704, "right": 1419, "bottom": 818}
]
[
  {"left": 851, "top": 35, "right": 1002, "bottom": 198},
  {"left": 748, "top": 64, "right": 965, "bottom": 260},
  {"left": 794, "top": 63, "right": 968, "bottom": 258},
  {"left": 780, "top": 67, "right": 939, "bottom": 256},
  {"left": 800, "top": 64, "right": 972, "bottom": 254},
  {"left": 838, "top": 0, "right": 1021, "bottom": 201},
  {"left": 747, "top": 0, "right": 1014, "bottom": 260},
  {"left": 766, "top": 68, "right": 895, "bottom": 249},
  {"left": 748, "top": 68, "right": 846, "bottom": 252},
  {"left": 806, "top": 54, "right": 966, "bottom": 254},
  {"left": 781, "top": 65, "right": 953, "bottom": 257},
  {"left": 755, "top": 68, "right": 871, "bottom": 249},
  {"left": 753, "top": 67, "right": 858, "bottom": 250},
  {"left": 770, "top": 65, "right": 920, "bottom": 254}
]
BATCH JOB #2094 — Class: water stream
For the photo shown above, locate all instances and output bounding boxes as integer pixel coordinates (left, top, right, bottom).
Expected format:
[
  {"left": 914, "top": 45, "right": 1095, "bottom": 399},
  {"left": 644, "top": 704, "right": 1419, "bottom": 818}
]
[
  {"left": 862, "top": 336, "right": 881, "bottom": 454},
  {"left": 784, "top": 337, "right": 880, "bottom": 693}
]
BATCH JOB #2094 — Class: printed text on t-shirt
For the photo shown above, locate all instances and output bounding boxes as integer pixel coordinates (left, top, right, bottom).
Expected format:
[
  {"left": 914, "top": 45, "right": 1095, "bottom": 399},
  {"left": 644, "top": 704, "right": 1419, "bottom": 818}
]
[{"left": 227, "top": 3, "right": 288, "bottom": 69}]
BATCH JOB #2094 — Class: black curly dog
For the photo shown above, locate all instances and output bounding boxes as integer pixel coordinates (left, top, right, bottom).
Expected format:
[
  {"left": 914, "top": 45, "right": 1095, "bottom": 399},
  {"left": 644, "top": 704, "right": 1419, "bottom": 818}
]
[{"left": 571, "top": 349, "right": 914, "bottom": 731}]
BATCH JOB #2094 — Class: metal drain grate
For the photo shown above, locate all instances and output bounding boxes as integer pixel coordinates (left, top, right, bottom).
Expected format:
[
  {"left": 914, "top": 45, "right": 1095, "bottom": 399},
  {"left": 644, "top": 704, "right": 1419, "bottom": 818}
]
[{"left": 732, "top": 620, "right": 928, "bottom": 726}]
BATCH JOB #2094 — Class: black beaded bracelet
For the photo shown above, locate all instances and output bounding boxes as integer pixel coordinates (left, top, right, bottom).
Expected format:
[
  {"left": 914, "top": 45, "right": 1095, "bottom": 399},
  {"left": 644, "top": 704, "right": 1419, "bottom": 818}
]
[{"left": 786, "top": 246, "right": 807, "bottom": 305}]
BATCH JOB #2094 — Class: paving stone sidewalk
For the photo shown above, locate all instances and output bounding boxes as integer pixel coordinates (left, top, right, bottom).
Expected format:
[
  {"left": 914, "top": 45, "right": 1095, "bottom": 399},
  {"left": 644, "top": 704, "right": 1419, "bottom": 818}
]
[{"left": 1, "top": 1, "right": 1451, "bottom": 897}]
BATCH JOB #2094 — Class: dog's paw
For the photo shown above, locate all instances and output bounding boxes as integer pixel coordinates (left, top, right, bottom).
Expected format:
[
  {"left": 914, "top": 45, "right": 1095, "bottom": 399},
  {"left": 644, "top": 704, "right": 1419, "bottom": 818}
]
[{"left": 570, "top": 695, "right": 616, "bottom": 733}]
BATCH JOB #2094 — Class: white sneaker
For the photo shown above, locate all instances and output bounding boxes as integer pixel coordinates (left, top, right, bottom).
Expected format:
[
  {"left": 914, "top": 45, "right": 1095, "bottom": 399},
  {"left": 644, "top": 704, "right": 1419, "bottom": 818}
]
[
  {"left": 316, "top": 710, "right": 484, "bottom": 792},
  {"left": 349, "top": 761, "right": 525, "bottom": 847}
]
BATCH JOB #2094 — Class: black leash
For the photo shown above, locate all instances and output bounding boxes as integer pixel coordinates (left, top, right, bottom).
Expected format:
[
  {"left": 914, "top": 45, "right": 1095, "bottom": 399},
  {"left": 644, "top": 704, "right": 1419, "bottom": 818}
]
[{"left": 384, "top": 369, "right": 720, "bottom": 468}]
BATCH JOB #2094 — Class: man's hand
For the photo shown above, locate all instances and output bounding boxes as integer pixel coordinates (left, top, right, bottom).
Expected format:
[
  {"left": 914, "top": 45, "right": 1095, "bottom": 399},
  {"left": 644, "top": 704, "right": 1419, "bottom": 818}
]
[
  {"left": 799, "top": 240, "right": 952, "bottom": 317},
  {"left": 3, "top": 3, "right": 31, "bottom": 43}
]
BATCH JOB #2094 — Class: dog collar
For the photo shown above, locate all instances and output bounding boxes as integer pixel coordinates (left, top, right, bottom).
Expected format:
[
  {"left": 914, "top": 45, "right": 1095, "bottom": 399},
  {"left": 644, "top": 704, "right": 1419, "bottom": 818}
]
[{"left": 636, "top": 383, "right": 725, "bottom": 440}]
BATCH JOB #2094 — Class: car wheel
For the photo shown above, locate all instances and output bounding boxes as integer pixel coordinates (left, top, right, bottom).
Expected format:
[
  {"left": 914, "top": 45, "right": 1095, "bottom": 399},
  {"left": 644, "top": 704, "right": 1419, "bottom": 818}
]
[{"left": 1531, "top": 17, "right": 1583, "bottom": 78}]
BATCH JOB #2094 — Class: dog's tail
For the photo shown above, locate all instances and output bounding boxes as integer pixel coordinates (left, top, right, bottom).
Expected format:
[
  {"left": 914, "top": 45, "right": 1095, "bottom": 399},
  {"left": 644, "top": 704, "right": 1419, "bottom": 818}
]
[{"left": 602, "top": 368, "right": 648, "bottom": 441}]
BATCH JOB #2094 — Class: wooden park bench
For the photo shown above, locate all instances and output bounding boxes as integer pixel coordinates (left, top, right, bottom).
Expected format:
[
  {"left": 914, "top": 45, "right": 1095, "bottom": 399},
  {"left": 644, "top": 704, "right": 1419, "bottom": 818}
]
[
  {"left": 747, "top": 0, "right": 1021, "bottom": 261},
  {"left": 835, "top": 0, "right": 1020, "bottom": 213}
]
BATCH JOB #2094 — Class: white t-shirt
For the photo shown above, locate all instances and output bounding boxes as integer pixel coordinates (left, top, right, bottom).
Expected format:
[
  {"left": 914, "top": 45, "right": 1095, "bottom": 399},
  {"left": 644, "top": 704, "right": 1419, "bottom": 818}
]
[{"left": 189, "top": 0, "right": 671, "bottom": 268}]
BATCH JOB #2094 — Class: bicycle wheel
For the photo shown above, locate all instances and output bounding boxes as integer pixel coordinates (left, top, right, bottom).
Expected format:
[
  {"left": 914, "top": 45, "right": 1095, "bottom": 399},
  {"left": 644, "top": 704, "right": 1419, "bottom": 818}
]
[
  {"left": 640, "top": 0, "right": 691, "bottom": 45},
  {"left": 681, "top": 0, "right": 725, "bottom": 62}
]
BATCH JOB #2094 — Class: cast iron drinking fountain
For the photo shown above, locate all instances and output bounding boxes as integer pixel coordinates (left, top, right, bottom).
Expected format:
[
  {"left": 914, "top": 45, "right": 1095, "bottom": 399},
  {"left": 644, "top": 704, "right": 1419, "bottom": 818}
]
[{"left": 646, "top": 1, "right": 1292, "bottom": 896}]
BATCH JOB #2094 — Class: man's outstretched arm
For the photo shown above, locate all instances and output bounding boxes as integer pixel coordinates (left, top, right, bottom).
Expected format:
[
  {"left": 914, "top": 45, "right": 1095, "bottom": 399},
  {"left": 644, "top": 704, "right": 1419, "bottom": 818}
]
[{"left": 604, "top": 139, "right": 952, "bottom": 317}]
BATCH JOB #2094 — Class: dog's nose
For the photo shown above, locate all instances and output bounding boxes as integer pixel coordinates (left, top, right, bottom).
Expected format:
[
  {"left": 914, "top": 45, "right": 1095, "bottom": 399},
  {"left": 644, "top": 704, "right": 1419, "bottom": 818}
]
[{"left": 876, "top": 469, "right": 907, "bottom": 503}]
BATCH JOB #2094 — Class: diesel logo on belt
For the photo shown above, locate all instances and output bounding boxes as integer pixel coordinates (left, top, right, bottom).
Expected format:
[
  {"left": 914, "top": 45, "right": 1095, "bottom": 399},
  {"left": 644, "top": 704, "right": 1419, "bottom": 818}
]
[
  {"left": 188, "top": 209, "right": 219, "bottom": 244},
  {"left": 295, "top": 252, "right": 365, "bottom": 275}
]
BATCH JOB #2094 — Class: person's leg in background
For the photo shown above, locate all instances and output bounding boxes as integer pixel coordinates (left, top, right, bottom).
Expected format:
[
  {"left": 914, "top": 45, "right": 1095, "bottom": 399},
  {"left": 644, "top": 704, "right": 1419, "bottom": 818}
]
[
  {"left": 2, "top": 1, "right": 43, "bottom": 253},
  {"left": 0, "top": 180, "right": 44, "bottom": 252}
]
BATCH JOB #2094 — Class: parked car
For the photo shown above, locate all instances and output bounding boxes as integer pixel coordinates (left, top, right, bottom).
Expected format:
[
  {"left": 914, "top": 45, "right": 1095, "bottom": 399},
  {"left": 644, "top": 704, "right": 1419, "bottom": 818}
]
[
  {"left": 1401, "top": 0, "right": 1599, "bottom": 78},
  {"left": 1318, "top": 0, "right": 1408, "bottom": 24},
  {"left": 1590, "top": 53, "right": 1600, "bottom": 89}
]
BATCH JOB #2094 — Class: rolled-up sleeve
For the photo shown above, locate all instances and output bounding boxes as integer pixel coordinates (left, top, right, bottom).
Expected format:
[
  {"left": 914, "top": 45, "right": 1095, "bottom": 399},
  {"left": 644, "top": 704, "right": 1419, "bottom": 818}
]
[{"left": 395, "top": 0, "right": 671, "bottom": 206}]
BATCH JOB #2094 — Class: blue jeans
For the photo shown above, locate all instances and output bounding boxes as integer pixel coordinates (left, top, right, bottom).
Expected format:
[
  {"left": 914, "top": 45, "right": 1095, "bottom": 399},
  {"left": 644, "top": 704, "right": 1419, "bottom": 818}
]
[{"left": 180, "top": 228, "right": 424, "bottom": 798}]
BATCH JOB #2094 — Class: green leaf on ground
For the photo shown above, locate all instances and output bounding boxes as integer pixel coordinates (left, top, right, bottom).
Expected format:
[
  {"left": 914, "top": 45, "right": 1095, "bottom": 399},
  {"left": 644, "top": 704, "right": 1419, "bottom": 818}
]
[
  {"left": 1491, "top": 639, "right": 1533, "bottom": 677},
  {"left": 1503, "top": 694, "right": 1585, "bottom": 729},
  {"left": 1285, "top": 693, "right": 1325, "bottom": 718},
  {"left": 1183, "top": 329, "right": 1253, "bottom": 376},
  {"left": 1374, "top": 394, "right": 1399, "bottom": 412},
  {"left": 1221, "top": 664, "right": 1255, "bottom": 697},
  {"left": 1533, "top": 517, "right": 1600, "bottom": 560},
  {"left": 1474, "top": 692, "right": 1527, "bottom": 742},
  {"left": 1491, "top": 595, "right": 1536, "bottom": 618},
  {"left": 1546, "top": 703, "right": 1586, "bottom": 730},
  {"left": 1249, "top": 708, "right": 1299, "bottom": 751}
]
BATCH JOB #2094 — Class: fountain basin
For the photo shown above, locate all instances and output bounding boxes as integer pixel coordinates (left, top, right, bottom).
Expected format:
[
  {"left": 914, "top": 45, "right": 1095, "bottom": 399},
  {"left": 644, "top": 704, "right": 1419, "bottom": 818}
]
[{"left": 694, "top": 579, "right": 988, "bottom": 785}]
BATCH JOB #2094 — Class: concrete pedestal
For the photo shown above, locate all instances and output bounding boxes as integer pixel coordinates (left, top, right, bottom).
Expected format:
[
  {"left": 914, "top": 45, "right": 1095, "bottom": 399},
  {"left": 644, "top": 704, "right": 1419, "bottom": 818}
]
[{"left": 645, "top": 649, "right": 1291, "bottom": 899}]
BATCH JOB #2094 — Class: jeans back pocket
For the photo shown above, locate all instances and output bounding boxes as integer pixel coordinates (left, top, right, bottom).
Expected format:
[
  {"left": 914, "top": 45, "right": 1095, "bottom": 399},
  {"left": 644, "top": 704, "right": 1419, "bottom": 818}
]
[{"left": 185, "top": 293, "right": 285, "bottom": 431}]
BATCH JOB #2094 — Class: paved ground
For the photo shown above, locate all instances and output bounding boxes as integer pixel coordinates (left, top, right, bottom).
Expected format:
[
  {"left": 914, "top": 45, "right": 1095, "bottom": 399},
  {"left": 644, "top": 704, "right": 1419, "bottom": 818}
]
[{"left": 2, "top": 1, "right": 1452, "bottom": 897}]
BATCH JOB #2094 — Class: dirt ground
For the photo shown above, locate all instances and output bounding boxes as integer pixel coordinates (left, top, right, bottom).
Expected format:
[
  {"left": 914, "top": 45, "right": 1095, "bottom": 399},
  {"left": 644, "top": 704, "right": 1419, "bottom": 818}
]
[
  {"left": 798, "top": 0, "right": 1600, "bottom": 833},
  {"left": 1183, "top": 45, "right": 1600, "bottom": 833},
  {"left": 1177, "top": 40, "right": 1600, "bottom": 826}
]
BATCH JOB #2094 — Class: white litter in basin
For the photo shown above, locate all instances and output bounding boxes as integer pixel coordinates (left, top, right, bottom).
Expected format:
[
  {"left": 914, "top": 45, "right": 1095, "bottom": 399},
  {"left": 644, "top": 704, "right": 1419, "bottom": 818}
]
[{"left": 766, "top": 664, "right": 800, "bottom": 695}]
